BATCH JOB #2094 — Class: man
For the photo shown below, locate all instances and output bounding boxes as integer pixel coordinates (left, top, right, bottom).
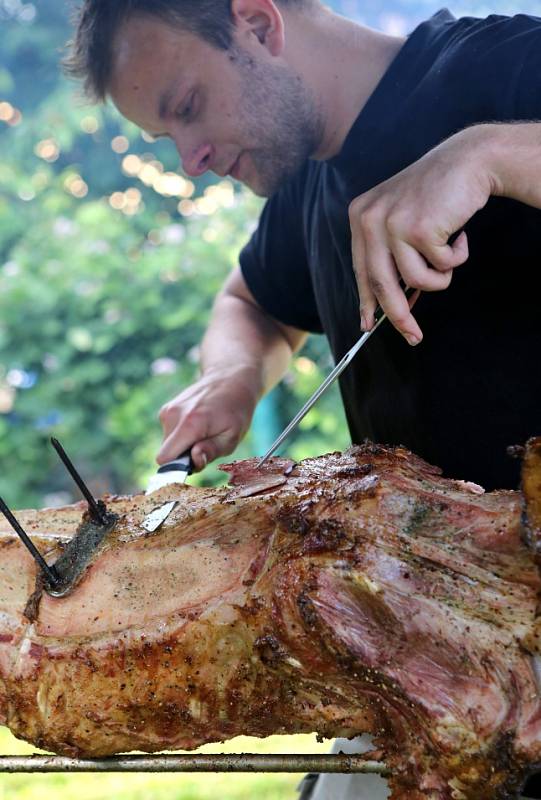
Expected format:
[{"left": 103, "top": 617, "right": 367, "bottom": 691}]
[{"left": 67, "top": 0, "right": 541, "bottom": 796}]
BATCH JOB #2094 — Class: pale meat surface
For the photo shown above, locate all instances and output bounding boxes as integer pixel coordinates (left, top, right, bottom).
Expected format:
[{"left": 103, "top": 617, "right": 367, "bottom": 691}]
[{"left": 0, "top": 442, "right": 540, "bottom": 800}]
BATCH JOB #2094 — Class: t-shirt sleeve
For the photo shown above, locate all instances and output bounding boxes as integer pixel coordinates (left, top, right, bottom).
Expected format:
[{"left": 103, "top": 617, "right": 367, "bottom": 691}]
[
  {"left": 448, "top": 13, "right": 541, "bottom": 120},
  {"left": 239, "top": 174, "right": 323, "bottom": 335},
  {"left": 511, "top": 16, "right": 541, "bottom": 118}
]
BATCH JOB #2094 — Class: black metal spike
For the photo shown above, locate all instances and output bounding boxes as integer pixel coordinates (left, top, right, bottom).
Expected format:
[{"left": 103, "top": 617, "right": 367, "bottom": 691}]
[
  {"left": 50, "top": 438, "right": 108, "bottom": 525},
  {"left": 0, "top": 496, "right": 59, "bottom": 586}
]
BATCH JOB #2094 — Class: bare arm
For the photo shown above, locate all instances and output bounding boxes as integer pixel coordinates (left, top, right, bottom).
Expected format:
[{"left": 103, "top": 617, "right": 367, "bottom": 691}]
[
  {"left": 348, "top": 122, "right": 541, "bottom": 343},
  {"left": 157, "top": 266, "right": 307, "bottom": 468}
]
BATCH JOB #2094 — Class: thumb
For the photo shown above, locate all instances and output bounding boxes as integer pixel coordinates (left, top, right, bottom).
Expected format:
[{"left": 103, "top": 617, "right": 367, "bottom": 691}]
[
  {"left": 448, "top": 229, "right": 469, "bottom": 266},
  {"left": 188, "top": 446, "right": 208, "bottom": 473},
  {"left": 191, "top": 430, "right": 239, "bottom": 471}
]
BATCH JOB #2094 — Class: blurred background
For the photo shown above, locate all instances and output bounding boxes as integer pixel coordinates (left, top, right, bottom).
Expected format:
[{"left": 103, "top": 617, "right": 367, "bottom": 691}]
[{"left": 0, "top": 0, "right": 537, "bottom": 797}]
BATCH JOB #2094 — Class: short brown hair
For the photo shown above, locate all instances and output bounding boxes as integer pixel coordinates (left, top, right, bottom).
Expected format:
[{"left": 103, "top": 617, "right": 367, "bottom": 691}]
[{"left": 65, "top": 0, "right": 310, "bottom": 102}]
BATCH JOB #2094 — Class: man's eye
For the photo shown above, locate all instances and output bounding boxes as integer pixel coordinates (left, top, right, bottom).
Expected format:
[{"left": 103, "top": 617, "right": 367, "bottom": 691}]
[{"left": 176, "top": 93, "right": 195, "bottom": 121}]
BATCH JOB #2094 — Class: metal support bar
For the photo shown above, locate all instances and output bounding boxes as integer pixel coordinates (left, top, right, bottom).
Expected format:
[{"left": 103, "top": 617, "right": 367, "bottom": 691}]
[{"left": 0, "top": 754, "right": 390, "bottom": 774}]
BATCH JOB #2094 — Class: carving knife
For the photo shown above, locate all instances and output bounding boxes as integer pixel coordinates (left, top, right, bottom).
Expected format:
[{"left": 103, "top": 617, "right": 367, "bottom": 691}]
[
  {"left": 142, "top": 450, "right": 193, "bottom": 533},
  {"left": 257, "top": 287, "right": 416, "bottom": 468}
]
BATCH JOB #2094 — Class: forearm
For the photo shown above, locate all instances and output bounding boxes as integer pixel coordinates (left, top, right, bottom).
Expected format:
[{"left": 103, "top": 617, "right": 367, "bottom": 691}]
[
  {"left": 158, "top": 269, "right": 306, "bottom": 466},
  {"left": 467, "top": 122, "right": 541, "bottom": 207},
  {"left": 200, "top": 287, "right": 307, "bottom": 402}
]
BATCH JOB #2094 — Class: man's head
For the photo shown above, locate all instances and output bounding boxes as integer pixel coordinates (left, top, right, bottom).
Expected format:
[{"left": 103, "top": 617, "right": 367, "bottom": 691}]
[{"left": 66, "top": 0, "right": 324, "bottom": 196}]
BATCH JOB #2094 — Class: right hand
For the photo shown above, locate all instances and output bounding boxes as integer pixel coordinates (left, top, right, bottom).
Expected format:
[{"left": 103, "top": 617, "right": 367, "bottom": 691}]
[
  {"left": 157, "top": 365, "right": 261, "bottom": 470},
  {"left": 348, "top": 126, "right": 492, "bottom": 342}
]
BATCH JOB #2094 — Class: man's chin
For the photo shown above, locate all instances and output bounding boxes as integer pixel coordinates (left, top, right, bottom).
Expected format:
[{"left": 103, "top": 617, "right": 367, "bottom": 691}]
[
  {"left": 248, "top": 182, "right": 273, "bottom": 198},
  {"left": 235, "top": 168, "right": 267, "bottom": 196},
  {"left": 244, "top": 171, "right": 288, "bottom": 198},
  {"left": 234, "top": 155, "right": 290, "bottom": 197}
]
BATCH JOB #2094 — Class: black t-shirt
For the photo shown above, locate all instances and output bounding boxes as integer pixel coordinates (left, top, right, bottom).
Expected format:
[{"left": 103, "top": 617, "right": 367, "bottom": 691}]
[{"left": 239, "top": 10, "right": 541, "bottom": 491}]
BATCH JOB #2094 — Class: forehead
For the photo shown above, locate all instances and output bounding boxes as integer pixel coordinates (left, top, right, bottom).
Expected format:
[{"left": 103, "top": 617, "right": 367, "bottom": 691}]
[{"left": 109, "top": 15, "right": 219, "bottom": 126}]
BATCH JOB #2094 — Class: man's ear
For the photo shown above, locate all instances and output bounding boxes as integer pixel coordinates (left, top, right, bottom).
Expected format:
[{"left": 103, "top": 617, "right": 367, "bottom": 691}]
[{"left": 230, "top": 0, "right": 285, "bottom": 56}]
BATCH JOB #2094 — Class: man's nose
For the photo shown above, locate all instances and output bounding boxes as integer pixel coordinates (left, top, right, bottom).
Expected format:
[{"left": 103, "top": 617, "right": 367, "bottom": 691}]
[{"left": 175, "top": 140, "right": 213, "bottom": 178}]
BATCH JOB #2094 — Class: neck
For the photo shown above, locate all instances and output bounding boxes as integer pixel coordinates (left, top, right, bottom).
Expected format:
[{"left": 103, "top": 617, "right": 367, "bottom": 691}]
[{"left": 283, "top": 6, "right": 405, "bottom": 159}]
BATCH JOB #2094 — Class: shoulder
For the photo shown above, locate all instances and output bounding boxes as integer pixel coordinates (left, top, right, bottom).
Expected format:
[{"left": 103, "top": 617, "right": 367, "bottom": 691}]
[
  {"left": 404, "top": 10, "right": 541, "bottom": 72},
  {"left": 409, "top": 9, "right": 541, "bottom": 47},
  {"left": 399, "top": 10, "right": 541, "bottom": 119}
]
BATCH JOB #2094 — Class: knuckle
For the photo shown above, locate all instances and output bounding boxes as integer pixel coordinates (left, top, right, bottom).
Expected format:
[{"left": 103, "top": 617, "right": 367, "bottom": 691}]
[
  {"left": 359, "top": 297, "right": 374, "bottom": 313},
  {"left": 158, "top": 403, "right": 175, "bottom": 423},
  {"left": 386, "top": 211, "right": 407, "bottom": 238},
  {"left": 367, "top": 275, "right": 386, "bottom": 296},
  {"left": 420, "top": 268, "right": 453, "bottom": 292},
  {"left": 408, "top": 220, "right": 431, "bottom": 248},
  {"left": 183, "top": 409, "right": 203, "bottom": 430},
  {"left": 358, "top": 208, "right": 380, "bottom": 238},
  {"left": 348, "top": 196, "right": 363, "bottom": 222},
  {"left": 396, "top": 263, "right": 420, "bottom": 287},
  {"left": 429, "top": 250, "right": 453, "bottom": 271},
  {"left": 393, "top": 311, "right": 413, "bottom": 328}
]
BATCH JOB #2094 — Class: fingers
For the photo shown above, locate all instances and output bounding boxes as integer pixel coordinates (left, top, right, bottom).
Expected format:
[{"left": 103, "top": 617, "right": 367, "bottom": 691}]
[
  {"left": 413, "top": 228, "right": 469, "bottom": 273},
  {"left": 158, "top": 421, "right": 238, "bottom": 470},
  {"left": 157, "top": 397, "right": 242, "bottom": 470},
  {"left": 351, "top": 207, "right": 467, "bottom": 344},
  {"left": 157, "top": 412, "right": 197, "bottom": 467},
  {"left": 359, "top": 241, "right": 423, "bottom": 345},
  {"left": 191, "top": 432, "right": 238, "bottom": 470}
]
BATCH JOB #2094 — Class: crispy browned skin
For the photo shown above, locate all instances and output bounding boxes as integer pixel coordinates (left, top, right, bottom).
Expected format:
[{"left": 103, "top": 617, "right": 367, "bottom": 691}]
[{"left": 0, "top": 443, "right": 540, "bottom": 799}]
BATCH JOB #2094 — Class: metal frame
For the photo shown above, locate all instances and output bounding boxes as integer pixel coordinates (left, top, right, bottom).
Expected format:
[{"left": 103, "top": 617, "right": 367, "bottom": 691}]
[{"left": 0, "top": 754, "right": 389, "bottom": 774}]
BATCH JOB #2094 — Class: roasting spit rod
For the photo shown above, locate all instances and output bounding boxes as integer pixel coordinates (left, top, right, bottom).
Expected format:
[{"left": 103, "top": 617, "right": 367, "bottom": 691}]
[
  {"left": 0, "top": 439, "right": 118, "bottom": 597},
  {"left": 50, "top": 437, "right": 108, "bottom": 525},
  {"left": 0, "top": 754, "right": 390, "bottom": 774},
  {"left": 0, "top": 755, "right": 533, "bottom": 796}
]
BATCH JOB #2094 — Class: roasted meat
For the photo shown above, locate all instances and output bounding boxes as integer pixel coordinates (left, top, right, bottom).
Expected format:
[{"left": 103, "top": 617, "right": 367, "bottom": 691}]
[{"left": 0, "top": 441, "right": 540, "bottom": 799}]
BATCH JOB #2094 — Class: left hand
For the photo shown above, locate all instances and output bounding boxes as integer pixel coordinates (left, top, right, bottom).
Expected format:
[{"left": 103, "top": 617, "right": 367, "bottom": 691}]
[{"left": 348, "top": 128, "right": 493, "bottom": 344}]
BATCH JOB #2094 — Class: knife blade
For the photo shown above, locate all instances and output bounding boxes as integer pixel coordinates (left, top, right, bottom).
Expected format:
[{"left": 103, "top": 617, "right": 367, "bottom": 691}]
[
  {"left": 142, "top": 450, "right": 193, "bottom": 533},
  {"left": 257, "top": 287, "right": 416, "bottom": 468},
  {"left": 146, "top": 450, "right": 193, "bottom": 493}
]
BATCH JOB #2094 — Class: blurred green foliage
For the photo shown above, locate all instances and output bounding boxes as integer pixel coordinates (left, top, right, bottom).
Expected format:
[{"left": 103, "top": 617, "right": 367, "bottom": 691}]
[{"left": 0, "top": 0, "right": 349, "bottom": 508}]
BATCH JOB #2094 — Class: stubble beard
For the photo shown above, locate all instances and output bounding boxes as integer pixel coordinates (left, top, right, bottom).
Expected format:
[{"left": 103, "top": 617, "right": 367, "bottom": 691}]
[{"left": 230, "top": 46, "right": 323, "bottom": 197}]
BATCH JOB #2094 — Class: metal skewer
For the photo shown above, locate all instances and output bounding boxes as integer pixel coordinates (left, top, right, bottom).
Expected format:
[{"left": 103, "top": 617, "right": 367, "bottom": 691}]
[
  {"left": 0, "top": 753, "right": 390, "bottom": 774},
  {"left": 257, "top": 286, "right": 416, "bottom": 468},
  {"left": 0, "top": 439, "right": 116, "bottom": 598},
  {"left": 50, "top": 437, "right": 107, "bottom": 525},
  {"left": 257, "top": 313, "right": 388, "bottom": 468},
  {"left": 0, "top": 497, "right": 59, "bottom": 586}
]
